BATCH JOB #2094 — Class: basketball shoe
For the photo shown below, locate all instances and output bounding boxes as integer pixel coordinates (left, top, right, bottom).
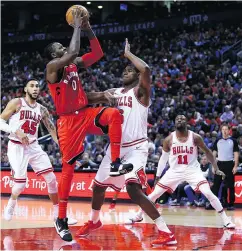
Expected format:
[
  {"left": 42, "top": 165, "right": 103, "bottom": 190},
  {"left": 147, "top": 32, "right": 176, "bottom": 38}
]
[
  {"left": 3, "top": 199, "right": 17, "bottom": 221},
  {"left": 75, "top": 220, "right": 103, "bottom": 237},
  {"left": 151, "top": 230, "right": 177, "bottom": 246},
  {"left": 224, "top": 221, "right": 236, "bottom": 229},
  {"left": 54, "top": 217, "right": 72, "bottom": 242},
  {"left": 124, "top": 213, "right": 143, "bottom": 225},
  {"left": 110, "top": 158, "right": 133, "bottom": 176},
  {"left": 53, "top": 205, "right": 77, "bottom": 225}
]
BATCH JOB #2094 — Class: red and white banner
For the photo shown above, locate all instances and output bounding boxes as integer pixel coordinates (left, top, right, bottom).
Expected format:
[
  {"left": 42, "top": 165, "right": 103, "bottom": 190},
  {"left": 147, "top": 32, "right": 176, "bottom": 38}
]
[
  {"left": 1, "top": 171, "right": 241, "bottom": 203},
  {"left": 0, "top": 171, "right": 153, "bottom": 200},
  {"left": 235, "top": 175, "right": 242, "bottom": 204}
]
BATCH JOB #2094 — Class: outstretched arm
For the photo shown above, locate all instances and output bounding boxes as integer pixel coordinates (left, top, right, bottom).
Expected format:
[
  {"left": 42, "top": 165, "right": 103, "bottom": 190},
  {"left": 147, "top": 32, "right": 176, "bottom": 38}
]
[
  {"left": 194, "top": 134, "right": 225, "bottom": 178},
  {"left": 86, "top": 89, "right": 117, "bottom": 106},
  {"left": 154, "top": 135, "right": 172, "bottom": 186},
  {"left": 124, "top": 38, "right": 151, "bottom": 106},
  {"left": 73, "top": 22, "right": 104, "bottom": 68},
  {"left": 46, "top": 9, "right": 84, "bottom": 83},
  {"left": 40, "top": 106, "right": 58, "bottom": 145}
]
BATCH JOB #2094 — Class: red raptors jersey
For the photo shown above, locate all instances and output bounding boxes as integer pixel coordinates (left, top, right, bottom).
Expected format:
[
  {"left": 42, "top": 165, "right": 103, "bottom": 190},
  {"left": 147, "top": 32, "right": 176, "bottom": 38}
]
[{"left": 48, "top": 63, "right": 88, "bottom": 115}]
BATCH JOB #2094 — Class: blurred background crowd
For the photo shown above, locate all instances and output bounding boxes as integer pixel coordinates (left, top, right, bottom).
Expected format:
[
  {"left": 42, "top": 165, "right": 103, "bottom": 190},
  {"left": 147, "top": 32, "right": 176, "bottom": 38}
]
[{"left": 2, "top": 1, "right": 242, "bottom": 176}]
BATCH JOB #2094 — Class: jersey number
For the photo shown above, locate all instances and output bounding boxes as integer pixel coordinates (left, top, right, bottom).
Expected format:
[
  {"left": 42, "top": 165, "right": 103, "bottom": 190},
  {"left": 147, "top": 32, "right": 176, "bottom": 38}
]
[
  {"left": 178, "top": 155, "right": 188, "bottom": 165},
  {"left": 21, "top": 121, "right": 37, "bottom": 135},
  {"left": 72, "top": 80, "right": 77, "bottom": 90}
]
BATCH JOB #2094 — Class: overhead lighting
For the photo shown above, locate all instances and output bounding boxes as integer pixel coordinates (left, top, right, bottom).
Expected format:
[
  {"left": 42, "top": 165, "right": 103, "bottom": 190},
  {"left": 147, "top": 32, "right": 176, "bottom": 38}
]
[
  {"left": 98, "top": 5, "right": 103, "bottom": 9},
  {"left": 87, "top": 1, "right": 91, "bottom": 4}
]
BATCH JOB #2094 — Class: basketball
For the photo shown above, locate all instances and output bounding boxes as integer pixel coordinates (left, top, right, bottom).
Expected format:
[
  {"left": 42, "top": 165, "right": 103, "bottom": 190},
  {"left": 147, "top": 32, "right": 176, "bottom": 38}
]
[{"left": 66, "top": 5, "right": 89, "bottom": 26}]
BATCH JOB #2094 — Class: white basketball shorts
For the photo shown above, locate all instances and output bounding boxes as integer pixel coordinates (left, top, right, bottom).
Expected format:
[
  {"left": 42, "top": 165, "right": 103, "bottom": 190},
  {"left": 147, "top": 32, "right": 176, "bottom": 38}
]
[
  {"left": 94, "top": 140, "right": 149, "bottom": 191},
  {"left": 157, "top": 167, "right": 208, "bottom": 193},
  {"left": 7, "top": 140, "right": 52, "bottom": 183}
]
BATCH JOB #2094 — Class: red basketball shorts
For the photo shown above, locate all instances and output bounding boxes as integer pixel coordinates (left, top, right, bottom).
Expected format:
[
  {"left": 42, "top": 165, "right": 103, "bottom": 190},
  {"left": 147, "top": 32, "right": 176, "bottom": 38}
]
[{"left": 57, "top": 107, "right": 107, "bottom": 164}]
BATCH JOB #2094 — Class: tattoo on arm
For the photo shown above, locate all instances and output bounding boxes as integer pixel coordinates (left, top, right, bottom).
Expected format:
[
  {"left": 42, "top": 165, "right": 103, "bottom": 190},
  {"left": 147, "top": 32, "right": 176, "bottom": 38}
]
[{"left": 41, "top": 106, "right": 56, "bottom": 132}]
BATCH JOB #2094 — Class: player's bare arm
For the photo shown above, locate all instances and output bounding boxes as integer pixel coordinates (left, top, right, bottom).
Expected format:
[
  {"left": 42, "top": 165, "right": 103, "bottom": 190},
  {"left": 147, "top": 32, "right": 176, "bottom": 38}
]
[
  {"left": 154, "top": 135, "right": 172, "bottom": 186},
  {"left": 73, "top": 21, "right": 104, "bottom": 68},
  {"left": 233, "top": 151, "right": 239, "bottom": 174},
  {"left": 194, "top": 133, "right": 225, "bottom": 178},
  {"left": 124, "top": 38, "right": 151, "bottom": 106},
  {"left": 40, "top": 106, "right": 58, "bottom": 145},
  {"left": 46, "top": 9, "right": 84, "bottom": 83},
  {"left": 0, "top": 99, "right": 29, "bottom": 145},
  {"left": 86, "top": 89, "right": 117, "bottom": 106}
]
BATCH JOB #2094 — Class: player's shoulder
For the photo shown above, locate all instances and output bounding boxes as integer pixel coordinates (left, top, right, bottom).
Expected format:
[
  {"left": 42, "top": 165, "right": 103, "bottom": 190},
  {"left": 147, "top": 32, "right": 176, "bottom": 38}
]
[
  {"left": 8, "top": 98, "right": 22, "bottom": 107},
  {"left": 191, "top": 131, "right": 200, "bottom": 139},
  {"left": 46, "top": 58, "right": 59, "bottom": 67},
  {"left": 39, "top": 103, "right": 47, "bottom": 111},
  {"left": 164, "top": 133, "right": 173, "bottom": 144}
]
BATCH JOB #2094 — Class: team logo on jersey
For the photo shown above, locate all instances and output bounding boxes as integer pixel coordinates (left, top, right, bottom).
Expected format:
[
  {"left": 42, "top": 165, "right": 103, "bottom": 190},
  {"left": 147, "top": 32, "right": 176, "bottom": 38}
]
[
  {"left": 63, "top": 71, "right": 79, "bottom": 84},
  {"left": 172, "top": 146, "right": 194, "bottom": 155},
  {"left": 20, "top": 110, "right": 41, "bottom": 123},
  {"left": 117, "top": 96, "right": 132, "bottom": 108}
]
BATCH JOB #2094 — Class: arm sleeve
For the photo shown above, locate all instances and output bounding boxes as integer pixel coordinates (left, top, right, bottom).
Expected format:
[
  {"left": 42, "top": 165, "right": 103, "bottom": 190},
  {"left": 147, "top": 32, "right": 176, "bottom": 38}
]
[
  {"left": 156, "top": 150, "right": 170, "bottom": 177},
  {"left": 0, "top": 118, "right": 15, "bottom": 134},
  {"left": 81, "top": 38, "right": 104, "bottom": 68}
]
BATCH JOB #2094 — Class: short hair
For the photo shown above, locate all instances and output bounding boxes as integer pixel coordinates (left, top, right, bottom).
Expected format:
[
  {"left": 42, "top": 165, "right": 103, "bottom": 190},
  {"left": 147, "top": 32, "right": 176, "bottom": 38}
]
[
  {"left": 221, "top": 122, "right": 230, "bottom": 130},
  {"left": 24, "top": 78, "right": 39, "bottom": 87},
  {"left": 125, "top": 64, "right": 139, "bottom": 73},
  {"left": 175, "top": 113, "right": 187, "bottom": 119},
  {"left": 44, "top": 42, "right": 56, "bottom": 60}
]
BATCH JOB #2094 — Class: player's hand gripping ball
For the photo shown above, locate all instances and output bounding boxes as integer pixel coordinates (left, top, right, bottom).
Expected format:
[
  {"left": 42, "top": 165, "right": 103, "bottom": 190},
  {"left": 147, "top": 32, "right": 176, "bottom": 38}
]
[{"left": 66, "top": 5, "right": 89, "bottom": 27}]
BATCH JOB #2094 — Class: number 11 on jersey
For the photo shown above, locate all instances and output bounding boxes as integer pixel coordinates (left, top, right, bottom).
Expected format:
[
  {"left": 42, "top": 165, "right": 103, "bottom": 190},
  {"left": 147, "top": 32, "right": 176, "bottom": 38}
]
[{"left": 178, "top": 155, "right": 188, "bottom": 165}]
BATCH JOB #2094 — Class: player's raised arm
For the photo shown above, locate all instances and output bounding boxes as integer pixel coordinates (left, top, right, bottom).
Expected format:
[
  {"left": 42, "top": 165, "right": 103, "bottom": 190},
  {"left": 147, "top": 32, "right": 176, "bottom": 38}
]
[
  {"left": 124, "top": 38, "right": 151, "bottom": 106},
  {"left": 86, "top": 89, "right": 117, "bottom": 106},
  {"left": 194, "top": 133, "right": 225, "bottom": 178},
  {"left": 0, "top": 99, "right": 29, "bottom": 145},
  {"left": 73, "top": 21, "right": 104, "bottom": 68},
  {"left": 40, "top": 106, "right": 58, "bottom": 145},
  {"left": 45, "top": 9, "right": 84, "bottom": 82}
]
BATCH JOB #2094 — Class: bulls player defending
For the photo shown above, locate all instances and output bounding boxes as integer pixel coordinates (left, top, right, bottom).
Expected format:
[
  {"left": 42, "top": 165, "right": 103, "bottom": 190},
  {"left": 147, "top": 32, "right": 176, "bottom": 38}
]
[
  {"left": 44, "top": 10, "right": 132, "bottom": 241},
  {"left": 0, "top": 79, "right": 76, "bottom": 225},
  {"left": 131, "top": 115, "right": 235, "bottom": 239},
  {"left": 75, "top": 39, "right": 177, "bottom": 246}
]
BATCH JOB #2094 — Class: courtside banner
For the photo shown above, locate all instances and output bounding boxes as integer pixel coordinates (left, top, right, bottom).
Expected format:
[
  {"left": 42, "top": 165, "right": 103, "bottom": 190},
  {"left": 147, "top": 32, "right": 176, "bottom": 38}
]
[
  {"left": 0, "top": 171, "right": 154, "bottom": 200},
  {"left": 235, "top": 175, "right": 242, "bottom": 204}
]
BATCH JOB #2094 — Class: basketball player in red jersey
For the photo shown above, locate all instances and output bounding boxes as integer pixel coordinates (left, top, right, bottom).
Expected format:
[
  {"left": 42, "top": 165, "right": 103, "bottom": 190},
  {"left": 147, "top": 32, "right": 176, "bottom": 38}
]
[{"left": 44, "top": 9, "right": 133, "bottom": 241}]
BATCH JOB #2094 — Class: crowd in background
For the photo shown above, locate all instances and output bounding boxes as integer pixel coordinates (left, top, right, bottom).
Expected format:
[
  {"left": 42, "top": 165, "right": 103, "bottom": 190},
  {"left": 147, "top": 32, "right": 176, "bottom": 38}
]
[{"left": 2, "top": 21, "right": 242, "bottom": 176}]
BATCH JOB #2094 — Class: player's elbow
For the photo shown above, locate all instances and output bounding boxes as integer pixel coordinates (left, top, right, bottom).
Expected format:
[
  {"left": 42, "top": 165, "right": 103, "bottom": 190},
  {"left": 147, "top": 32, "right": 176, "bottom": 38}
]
[
  {"left": 144, "top": 65, "right": 150, "bottom": 72},
  {"left": 97, "top": 50, "right": 104, "bottom": 60},
  {"left": 68, "top": 51, "right": 79, "bottom": 59}
]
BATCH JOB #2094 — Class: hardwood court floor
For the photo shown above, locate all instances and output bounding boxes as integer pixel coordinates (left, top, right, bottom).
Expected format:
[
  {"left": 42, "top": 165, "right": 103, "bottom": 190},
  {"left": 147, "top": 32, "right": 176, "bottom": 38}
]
[{"left": 1, "top": 197, "right": 242, "bottom": 250}]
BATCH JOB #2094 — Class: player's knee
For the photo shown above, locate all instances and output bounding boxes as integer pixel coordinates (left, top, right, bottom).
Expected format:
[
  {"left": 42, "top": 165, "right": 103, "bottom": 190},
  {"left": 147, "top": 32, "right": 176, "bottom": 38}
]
[
  {"left": 107, "top": 108, "right": 122, "bottom": 121},
  {"left": 42, "top": 172, "right": 57, "bottom": 194},
  {"left": 93, "top": 184, "right": 107, "bottom": 195},
  {"left": 12, "top": 182, "right": 26, "bottom": 196},
  {"left": 200, "top": 186, "right": 215, "bottom": 200},
  {"left": 126, "top": 183, "right": 142, "bottom": 201}
]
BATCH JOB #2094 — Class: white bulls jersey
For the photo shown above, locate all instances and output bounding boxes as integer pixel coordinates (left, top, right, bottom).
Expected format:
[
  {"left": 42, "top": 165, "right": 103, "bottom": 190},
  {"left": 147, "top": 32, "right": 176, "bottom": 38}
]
[
  {"left": 114, "top": 87, "right": 149, "bottom": 144},
  {"left": 8, "top": 98, "right": 42, "bottom": 143},
  {"left": 169, "top": 130, "right": 200, "bottom": 170}
]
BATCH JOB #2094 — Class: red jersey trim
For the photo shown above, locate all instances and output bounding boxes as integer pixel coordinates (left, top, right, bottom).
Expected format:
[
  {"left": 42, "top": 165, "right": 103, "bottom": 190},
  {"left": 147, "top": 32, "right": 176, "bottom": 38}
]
[
  {"left": 175, "top": 130, "right": 190, "bottom": 144},
  {"left": 23, "top": 98, "right": 38, "bottom": 109},
  {"left": 133, "top": 87, "right": 149, "bottom": 108},
  {"left": 122, "top": 138, "right": 147, "bottom": 147}
]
